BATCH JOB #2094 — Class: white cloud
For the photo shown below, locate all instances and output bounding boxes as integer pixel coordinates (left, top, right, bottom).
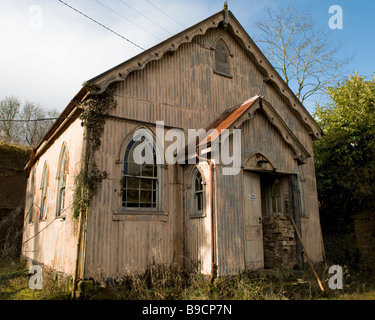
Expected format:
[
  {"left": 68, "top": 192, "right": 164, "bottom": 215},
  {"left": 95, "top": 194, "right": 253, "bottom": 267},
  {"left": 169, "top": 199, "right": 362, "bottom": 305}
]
[{"left": 0, "top": 0, "right": 322, "bottom": 114}]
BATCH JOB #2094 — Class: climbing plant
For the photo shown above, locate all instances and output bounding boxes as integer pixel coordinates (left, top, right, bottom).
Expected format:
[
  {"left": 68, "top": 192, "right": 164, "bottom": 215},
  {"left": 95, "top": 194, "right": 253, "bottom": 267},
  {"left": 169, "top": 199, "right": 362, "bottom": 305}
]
[{"left": 73, "top": 84, "right": 117, "bottom": 219}]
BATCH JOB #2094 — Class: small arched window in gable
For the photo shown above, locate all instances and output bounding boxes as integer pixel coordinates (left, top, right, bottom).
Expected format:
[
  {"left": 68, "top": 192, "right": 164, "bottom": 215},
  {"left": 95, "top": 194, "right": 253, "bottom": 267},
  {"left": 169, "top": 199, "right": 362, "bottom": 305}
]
[{"left": 214, "top": 40, "right": 231, "bottom": 77}]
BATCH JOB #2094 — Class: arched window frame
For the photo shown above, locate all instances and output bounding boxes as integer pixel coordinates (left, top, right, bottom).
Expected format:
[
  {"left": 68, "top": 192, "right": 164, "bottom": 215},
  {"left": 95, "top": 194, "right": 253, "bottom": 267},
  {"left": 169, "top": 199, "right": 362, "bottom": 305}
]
[
  {"left": 213, "top": 38, "right": 232, "bottom": 78},
  {"left": 56, "top": 144, "right": 68, "bottom": 217},
  {"left": 270, "top": 178, "right": 282, "bottom": 215},
  {"left": 190, "top": 167, "right": 205, "bottom": 218},
  {"left": 121, "top": 128, "right": 162, "bottom": 212},
  {"left": 39, "top": 162, "right": 48, "bottom": 221},
  {"left": 28, "top": 171, "right": 35, "bottom": 223}
]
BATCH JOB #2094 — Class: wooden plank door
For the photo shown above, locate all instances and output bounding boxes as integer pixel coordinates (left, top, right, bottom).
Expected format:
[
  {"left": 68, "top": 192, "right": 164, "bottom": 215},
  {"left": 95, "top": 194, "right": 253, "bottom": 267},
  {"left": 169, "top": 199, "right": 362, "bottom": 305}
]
[{"left": 243, "top": 171, "right": 264, "bottom": 270}]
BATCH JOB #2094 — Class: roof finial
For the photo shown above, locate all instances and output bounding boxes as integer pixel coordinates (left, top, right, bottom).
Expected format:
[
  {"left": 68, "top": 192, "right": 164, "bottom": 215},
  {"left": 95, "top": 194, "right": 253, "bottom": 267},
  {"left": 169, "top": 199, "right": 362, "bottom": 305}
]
[{"left": 223, "top": 1, "right": 229, "bottom": 30}]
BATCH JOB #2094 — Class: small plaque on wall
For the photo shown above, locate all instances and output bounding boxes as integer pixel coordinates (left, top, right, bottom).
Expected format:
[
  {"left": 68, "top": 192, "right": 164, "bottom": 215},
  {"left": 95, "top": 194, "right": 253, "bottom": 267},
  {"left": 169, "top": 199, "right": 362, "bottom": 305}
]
[{"left": 248, "top": 194, "right": 257, "bottom": 201}]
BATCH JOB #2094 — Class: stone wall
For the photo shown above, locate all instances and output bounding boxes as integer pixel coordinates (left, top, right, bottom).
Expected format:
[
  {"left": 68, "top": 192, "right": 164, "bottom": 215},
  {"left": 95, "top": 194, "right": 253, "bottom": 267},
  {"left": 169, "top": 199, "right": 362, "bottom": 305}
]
[{"left": 263, "top": 214, "right": 297, "bottom": 269}]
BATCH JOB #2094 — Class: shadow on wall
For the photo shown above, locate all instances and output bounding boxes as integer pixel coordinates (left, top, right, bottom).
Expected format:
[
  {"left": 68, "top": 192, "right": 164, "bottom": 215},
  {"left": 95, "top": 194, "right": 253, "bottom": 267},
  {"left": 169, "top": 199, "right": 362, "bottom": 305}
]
[{"left": 0, "top": 142, "right": 31, "bottom": 262}]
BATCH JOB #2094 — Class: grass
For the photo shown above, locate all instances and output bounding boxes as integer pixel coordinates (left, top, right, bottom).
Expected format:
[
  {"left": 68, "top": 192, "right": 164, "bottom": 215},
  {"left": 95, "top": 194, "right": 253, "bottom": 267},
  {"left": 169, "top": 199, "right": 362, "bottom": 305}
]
[
  {"left": 0, "top": 260, "right": 71, "bottom": 300},
  {"left": 1, "top": 260, "right": 375, "bottom": 300}
]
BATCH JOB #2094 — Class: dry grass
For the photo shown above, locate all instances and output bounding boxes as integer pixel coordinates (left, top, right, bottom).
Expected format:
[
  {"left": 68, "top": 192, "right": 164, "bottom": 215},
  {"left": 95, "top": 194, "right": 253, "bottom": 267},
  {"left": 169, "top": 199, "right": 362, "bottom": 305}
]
[
  {"left": 0, "top": 260, "right": 71, "bottom": 300},
  {"left": 1, "top": 260, "right": 375, "bottom": 300},
  {"left": 84, "top": 262, "right": 375, "bottom": 300}
]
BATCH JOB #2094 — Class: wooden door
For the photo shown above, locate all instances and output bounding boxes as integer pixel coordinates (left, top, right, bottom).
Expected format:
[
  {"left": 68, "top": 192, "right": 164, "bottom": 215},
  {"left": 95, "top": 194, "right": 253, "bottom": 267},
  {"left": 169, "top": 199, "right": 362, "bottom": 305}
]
[{"left": 243, "top": 171, "right": 264, "bottom": 270}]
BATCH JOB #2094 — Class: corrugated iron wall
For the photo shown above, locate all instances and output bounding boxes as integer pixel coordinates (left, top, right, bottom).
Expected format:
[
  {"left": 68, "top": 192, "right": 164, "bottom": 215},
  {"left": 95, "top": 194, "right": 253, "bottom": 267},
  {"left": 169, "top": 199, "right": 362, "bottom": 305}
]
[{"left": 84, "top": 25, "right": 322, "bottom": 277}]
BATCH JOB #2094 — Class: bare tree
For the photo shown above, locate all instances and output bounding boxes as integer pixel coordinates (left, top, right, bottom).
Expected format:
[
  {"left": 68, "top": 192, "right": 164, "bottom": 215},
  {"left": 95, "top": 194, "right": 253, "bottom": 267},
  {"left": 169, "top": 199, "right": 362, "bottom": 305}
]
[
  {"left": 0, "top": 96, "right": 59, "bottom": 147},
  {"left": 0, "top": 96, "right": 21, "bottom": 142},
  {"left": 255, "top": 6, "right": 350, "bottom": 104},
  {"left": 19, "top": 102, "right": 59, "bottom": 147}
]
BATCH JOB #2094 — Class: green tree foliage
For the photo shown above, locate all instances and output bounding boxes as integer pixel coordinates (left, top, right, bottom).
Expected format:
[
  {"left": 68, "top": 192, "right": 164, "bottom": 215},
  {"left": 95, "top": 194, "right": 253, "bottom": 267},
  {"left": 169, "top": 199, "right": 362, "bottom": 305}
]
[{"left": 314, "top": 74, "right": 375, "bottom": 232}]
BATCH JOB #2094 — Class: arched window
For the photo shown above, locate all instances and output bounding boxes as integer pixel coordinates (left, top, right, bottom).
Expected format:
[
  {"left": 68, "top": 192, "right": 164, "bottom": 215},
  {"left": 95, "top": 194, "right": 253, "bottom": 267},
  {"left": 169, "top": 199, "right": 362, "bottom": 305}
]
[
  {"left": 56, "top": 144, "right": 67, "bottom": 217},
  {"left": 122, "top": 130, "right": 158, "bottom": 209},
  {"left": 271, "top": 178, "right": 281, "bottom": 214},
  {"left": 191, "top": 168, "right": 204, "bottom": 217},
  {"left": 28, "top": 172, "right": 35, "bottom": 223},
  {"left": 39, "top": 162, "right": 48, "bottom": 220},
  {"left": 214, "top": 40, "right": 231, "bottom": 77}
]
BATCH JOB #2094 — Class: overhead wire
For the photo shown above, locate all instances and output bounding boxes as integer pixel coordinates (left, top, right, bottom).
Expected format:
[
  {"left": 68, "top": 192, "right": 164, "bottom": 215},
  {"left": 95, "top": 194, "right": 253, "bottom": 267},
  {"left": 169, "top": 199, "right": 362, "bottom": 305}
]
[
  {"left": 18, "top": 1, "right": 187, "bottom": 248},
  {"left": 117, "top": 0, "right": 174, "bottom": 36},
  {"left": 144, "top": 0, "right": 186, "bottom": 29},
  {"left": 56, "top": 0, "right": 145, "bottom": 50},
  {"left": 0, "top": 116, "right": 79, "bottom": 122},
  {"left": 94, "top": 0, "right": 163, "bottom": 41}
]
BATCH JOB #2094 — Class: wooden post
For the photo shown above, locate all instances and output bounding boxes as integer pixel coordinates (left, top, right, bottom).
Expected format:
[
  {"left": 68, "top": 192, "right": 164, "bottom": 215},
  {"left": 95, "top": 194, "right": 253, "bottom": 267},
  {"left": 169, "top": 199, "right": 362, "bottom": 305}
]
[{"left": 288, "top": 214, "right": 325, "bottom": 292}]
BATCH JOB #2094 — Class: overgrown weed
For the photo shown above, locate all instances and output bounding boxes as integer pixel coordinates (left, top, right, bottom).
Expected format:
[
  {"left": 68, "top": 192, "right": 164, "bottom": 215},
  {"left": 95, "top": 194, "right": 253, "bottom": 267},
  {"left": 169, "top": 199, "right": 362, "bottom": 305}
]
[{"left": 1, "top": 260, "right": 375, "bottom": 300}]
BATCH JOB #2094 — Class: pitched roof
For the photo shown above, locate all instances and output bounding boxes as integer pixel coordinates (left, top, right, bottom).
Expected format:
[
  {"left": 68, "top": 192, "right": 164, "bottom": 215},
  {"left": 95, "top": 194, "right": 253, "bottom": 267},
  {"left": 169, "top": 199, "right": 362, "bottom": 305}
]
[
  {"left": 26, "top": 7, "right": 322, "bottom": 168},
  {"left": 194, "top": 95, "right": 310, "bottom": 165},
  {"left": 199, "top": 95, "right": 260, "bottom": 146},
  {"left": 86, "top": 9, "right": 322, "bottom": 140}
]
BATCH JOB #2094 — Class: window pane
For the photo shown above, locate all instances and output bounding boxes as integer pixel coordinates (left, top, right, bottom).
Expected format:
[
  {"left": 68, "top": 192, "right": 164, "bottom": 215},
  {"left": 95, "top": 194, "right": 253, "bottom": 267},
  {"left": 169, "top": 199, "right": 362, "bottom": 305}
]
[
  {"left": 141, "top": 179, "right": 153, "bottom": 190},
  {"left": 122, "top": 189, "right": 126, "bottom": 203},
  {"left": 276, "top": 197, "right": 281, "bottom": 212},
  {"left": 123, "top": 133, "right": 158, "bottom": 209},
  {"left": 140, "top": 190, "right": 152, "bottom": 203},
  {"left": 126, "top": 203, "right": 139, "bottom": 208},
  {"left": 195, "top": 175, "right": 202, "bottom": 191},
  {"left": 215, "top": 42, "right": 229, "bottom": 74},
  {"left": 142, "top": 164, "right": 155, "bottom": 177},
  {"left": 40, "top": 194, "right": 46, "bottom": 219},
  {"left": 29, "top": 175, "right": 34, "bottom": 222},
  {"left": 127, "top": 177, "right": 139, "bottom": 189},
  {"left": 140, "top": 203, "right": 154, "bottom": 208},
  {"left": 128, "top": 162, "right": 141, "bottom": 176},
  {"left": 197, "top": 193, "right": 203, "bottom": 211},
  {"left": 127, "top": 190, "right": 139, "bottom": 203},
  {"left": 59, "top": 187, "right": 65, "bottom": 214},
  {"left": 128, "top": 141, "right": 141, "bottom": 163}
]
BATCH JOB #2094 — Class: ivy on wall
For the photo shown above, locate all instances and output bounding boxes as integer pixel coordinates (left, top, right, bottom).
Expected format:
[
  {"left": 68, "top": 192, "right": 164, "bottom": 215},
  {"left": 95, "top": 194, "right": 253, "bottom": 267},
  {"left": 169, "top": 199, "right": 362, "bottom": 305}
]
[{"left": 73, "top": 84, "right": 117, "bottom": 220}]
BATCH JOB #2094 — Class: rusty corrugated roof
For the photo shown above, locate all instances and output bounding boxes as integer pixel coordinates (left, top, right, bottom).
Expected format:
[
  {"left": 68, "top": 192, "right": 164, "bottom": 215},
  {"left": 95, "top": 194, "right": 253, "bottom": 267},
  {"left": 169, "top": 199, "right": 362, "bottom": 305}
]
[
  {"left": 177, "top": 95, "right": 261, "bottom": 163},
  {"left": 199, "top": 95, "right": 260, "bottom": 146}
]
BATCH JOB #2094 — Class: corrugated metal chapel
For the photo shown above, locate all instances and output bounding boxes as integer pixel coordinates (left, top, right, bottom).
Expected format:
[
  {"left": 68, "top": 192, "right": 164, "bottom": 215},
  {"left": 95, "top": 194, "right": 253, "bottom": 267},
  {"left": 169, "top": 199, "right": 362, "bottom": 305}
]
[{"left": 21, "top": 7, "right": 324, "bottom": 280}]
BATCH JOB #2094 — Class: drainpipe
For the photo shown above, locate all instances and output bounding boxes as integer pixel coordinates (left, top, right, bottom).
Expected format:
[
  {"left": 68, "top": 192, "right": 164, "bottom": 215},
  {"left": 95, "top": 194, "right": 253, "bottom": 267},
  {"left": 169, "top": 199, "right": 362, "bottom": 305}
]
[
  {"left": 208, "top": 160, "right": 217, "bottom": 284},
  {"left": 71, "top": 198, "right": 84, "bottom": 299},
  {"left": 71, "top": 121, "right": 89, "bottom": 299}
]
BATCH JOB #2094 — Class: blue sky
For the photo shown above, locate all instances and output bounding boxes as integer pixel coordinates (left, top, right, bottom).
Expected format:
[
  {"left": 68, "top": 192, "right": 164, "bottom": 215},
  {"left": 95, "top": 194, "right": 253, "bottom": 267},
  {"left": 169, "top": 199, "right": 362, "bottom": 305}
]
[{"left": 0, "top": 0, "right": 374, "bottom": 114}]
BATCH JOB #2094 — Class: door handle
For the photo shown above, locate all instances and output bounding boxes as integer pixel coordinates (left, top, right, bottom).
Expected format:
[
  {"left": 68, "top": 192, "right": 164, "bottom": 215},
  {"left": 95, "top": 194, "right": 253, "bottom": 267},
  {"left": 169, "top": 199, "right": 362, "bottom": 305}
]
[{"left": 259, "top": 216, "right": 262, "bottom": 224}]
